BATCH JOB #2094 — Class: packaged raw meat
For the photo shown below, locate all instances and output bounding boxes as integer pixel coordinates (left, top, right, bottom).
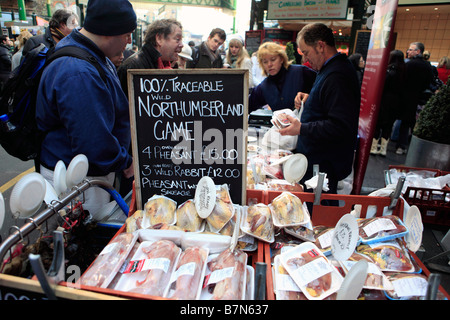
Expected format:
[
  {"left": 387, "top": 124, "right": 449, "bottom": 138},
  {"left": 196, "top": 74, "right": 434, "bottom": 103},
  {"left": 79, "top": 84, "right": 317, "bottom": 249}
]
[
  {"left": 175, "top": 199, "right": 203, "bottom": 232},
  {"left": 384, "top": 272, "right": 448, "bottom": 300},
  {"left": 313, "top": 225, "right": 334, "bottom": 255},
  {"left": 279, "top": 242, "right": 343, "bottom": 300},
  {"left": 284, "top": 221, "right": 315, "bottom": 242},
  {"left": 241, "top": 203, "right": 274, "bottom": 243},
  {"left": 356, "top": 239, "right": 415, "bottom": 272},
  {"left": 273, "top": 255, "right": 306, "bottom": 300},
  {"left": 166, "top": 246, "right": 209, "bottom": 300},
  {"left": 266, "top": 179, "right": 303, "bottom": 192},
  {"left": 143, "top": 195, "right": 177, "bottom": 228},
  {"left": 150, "top": 223, "right": 183, "bottom": 231},
  {"left": 270, "top": 192, "right": 308, "bottom": 227},
  {"left": 358, "top": 215, "right": 408, "bottom": 244},
  {"left": 206, "top": 184, "right": 235, "bottom": 232},
  {"left": 339, "top": 252, "right": 394, "bottom": 291},
  {"left": 204, "top": 248, "right": 247, "bottom": 300},
  {"left": 125, "top": 210, "right": 143, "bottom": 233},
  {"left": 115, "top": 240, "right": 181, "bottom": 297},
  {"left": 78, "top": 232, "right": 137, "bottom": 288}
]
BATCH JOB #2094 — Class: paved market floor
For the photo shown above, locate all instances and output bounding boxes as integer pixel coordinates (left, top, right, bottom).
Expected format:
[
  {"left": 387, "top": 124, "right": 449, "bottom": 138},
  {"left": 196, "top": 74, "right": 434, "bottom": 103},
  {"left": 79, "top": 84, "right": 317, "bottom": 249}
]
[{"left": 361, "top": 139, "right": 450, "bottom": 297}]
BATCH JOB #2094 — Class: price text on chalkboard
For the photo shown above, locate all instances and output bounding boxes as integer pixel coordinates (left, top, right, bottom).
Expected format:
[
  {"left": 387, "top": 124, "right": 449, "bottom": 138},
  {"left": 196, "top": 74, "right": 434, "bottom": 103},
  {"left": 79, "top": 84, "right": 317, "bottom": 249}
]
[{"left": 128, "top": 69, "right": 249, "bottom": 210}]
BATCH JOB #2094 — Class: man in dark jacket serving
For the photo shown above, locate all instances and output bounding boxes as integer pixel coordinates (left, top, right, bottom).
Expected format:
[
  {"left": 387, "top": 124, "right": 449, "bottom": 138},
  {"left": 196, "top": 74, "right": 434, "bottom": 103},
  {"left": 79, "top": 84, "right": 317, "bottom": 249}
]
[{"left": 279, "top": 23, "right": 360, "bottom": 195}]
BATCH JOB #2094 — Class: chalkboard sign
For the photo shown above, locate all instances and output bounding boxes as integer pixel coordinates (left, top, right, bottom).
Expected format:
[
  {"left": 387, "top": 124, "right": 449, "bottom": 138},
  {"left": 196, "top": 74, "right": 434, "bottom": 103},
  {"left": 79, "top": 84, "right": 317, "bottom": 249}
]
[
  {"left": 128, "top": 69, "right": 249, "bottom": 210},
  {"left": 245, "top": 30, "right": 263, "bottom": 55},
  {"left": 354, "top": 30, "right": 371, "bottom": 61}
]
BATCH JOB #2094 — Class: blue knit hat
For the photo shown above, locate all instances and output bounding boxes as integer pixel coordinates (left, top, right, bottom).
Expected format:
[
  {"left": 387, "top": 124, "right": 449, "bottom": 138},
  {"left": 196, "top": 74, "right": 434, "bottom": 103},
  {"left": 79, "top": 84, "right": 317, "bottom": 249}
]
[{"left": 84, "top": 0, "right": 137, "bottom": 36}]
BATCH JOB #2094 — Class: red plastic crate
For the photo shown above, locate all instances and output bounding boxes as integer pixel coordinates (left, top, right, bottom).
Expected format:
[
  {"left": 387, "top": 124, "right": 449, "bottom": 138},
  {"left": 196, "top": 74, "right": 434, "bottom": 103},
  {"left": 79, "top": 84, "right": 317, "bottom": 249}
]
[{"left": 403, "top": 187, "right": 450, "bottom": 226}]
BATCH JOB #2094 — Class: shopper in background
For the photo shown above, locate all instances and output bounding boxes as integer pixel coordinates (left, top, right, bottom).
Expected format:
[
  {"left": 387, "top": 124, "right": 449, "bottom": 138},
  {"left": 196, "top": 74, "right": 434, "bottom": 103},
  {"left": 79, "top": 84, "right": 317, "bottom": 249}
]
[
  {"left": 22, "top": 9, "right": 78, "bottom": 57},
  {"left": 395, "top": 42, "right": 434, "bottom": 155},
  {"left": 437, "top": 56, "right": 449, "bottom": 85},
  {"left": 0, "top": 35, "right": 13, "bottom": 90},
  {"left": 279, "top": 23, "right": 360, "bottom": 196},
  {"left": 248, "top": 41, "right": 316, "bottom": 113},
  {"left": 186, "top": 27, "right": 226, "bottom": 69},
  {"left": 123, "top": 44, "right": 138, "bottom": 60},
  {"left": 36, "top": 0, "right": 136, "bottom": 217},
  {"left": 371, "top": 50, "right": 406, "bottom": 156},
  {"left": 348, "top": 53, "right": 365, "bottom": 87},
  {"left": 225, "top": 37, "right": 254, "bottom": 88},
  {"left": 117, "top": 18, "right": 183, "bottom": 97},
  {"left": 11, "top": 30, "right": 33, "bottom": 70}
]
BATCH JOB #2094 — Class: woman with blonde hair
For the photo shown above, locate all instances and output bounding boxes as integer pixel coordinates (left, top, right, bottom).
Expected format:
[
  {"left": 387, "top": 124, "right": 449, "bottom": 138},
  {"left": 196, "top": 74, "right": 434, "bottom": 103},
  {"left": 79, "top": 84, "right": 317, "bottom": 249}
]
[
  {"left": 11, "top": 30, "right": 33, "bottom": 70},
  {"left": 437, "top": 56, "right": 449, "bottom": 85},
  {"left": 249, "top": 41, "right": 316, "bottom": 112},
  {"left": 225, "top": 37, "right": 254, "bottom": 88}
]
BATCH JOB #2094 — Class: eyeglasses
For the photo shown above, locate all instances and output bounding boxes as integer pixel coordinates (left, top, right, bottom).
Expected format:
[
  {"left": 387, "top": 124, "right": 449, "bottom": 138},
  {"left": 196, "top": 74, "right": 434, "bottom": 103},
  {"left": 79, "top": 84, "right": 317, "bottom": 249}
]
[{"left": 407, "top": 48, "right": 418, "bottom": 52}]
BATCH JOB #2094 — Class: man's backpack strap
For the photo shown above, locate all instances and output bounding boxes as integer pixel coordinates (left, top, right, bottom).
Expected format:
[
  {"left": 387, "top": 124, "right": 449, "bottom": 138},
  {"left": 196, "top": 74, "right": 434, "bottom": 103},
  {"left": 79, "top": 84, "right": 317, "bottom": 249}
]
[{"left": 45, "top": 46, "right": 107, "bottom": 83}]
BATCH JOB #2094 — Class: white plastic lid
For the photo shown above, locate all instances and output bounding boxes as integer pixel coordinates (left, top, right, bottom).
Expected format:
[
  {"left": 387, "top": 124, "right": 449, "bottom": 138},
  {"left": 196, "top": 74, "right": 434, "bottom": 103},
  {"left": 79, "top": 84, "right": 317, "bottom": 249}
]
[
  {"left": 53, "top": 160, "right": 67, "bottom": 195},
  {"left": 10, "top": 172, "right": 46, "bottom": 218},
  {"left": 283, "top": 153, "right": 308, "bottom": 184},
  {"left": 195, "top": 176, "right": 216, "bottom": 219},
  {"left": 66, "top": 154, "right": 89, "bottom": 188},
  {"left": 331, "top": 213, "right": 359, "bottom": 261},
  {"left": 404, "top": 205, "right": 423, "bottom": 253},
  {"left": 336, "top": 260, "right": 368, "bottom": 300},
  {"left": 0, "top": 192, "right": 5, "bottom": 229}
]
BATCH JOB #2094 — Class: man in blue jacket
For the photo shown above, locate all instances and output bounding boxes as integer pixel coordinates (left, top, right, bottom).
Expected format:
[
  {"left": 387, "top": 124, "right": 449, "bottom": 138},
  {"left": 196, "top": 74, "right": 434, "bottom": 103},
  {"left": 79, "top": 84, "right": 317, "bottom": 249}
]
[
  {"left": 36, "top": 0, "right": 136, "bottom": 216},
  {"left": 279, "top": 23, "right": 360, "bottom": 195}
]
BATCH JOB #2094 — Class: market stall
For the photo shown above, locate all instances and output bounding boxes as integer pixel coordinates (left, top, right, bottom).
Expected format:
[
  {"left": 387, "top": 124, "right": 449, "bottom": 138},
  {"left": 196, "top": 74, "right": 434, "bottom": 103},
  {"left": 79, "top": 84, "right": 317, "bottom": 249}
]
[{"left": 1, "top": 67, "right": 449, "bottom": 301}]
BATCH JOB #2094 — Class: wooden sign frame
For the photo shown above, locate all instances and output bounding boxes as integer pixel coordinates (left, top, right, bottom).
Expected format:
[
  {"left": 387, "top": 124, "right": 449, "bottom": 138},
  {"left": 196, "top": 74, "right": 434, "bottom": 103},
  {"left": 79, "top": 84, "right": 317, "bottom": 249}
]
[{"left": 127, "top": 69, "right": 249, "bottom": 210}]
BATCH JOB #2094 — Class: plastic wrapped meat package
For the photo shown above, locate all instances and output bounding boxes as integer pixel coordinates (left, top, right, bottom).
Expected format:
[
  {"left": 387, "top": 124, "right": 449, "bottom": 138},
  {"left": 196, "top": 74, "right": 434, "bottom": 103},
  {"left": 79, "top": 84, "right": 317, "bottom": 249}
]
[
  {"left": 358, "top": 215, "right": 409, "bottom": 244},
  {"left": 339, "top": 252, "right": 394, "bottom": 291},
  {"left": 270, "top": 192, "right": 310, "bottom": 227},
  {"left": 284, "top": 221, "right": 315, "bottom": 242},
  {"left": 142, "top": 195, "right": 177, "bottom": 228},
  {"left": 202, "top": 248, "right": 248, "bottom": 300},
  {"left": 273, "top": 255, "right": 307, "bottom": 300},
  {"left": 166, "top": 246, "right": 209, "bottom": 300},
  {"left": 383, "top": 273, "right": 448, "bottom": 300},
  {"left": 175, "top": 199, "right": 204, "bottom": 232},
  {"left": 313, "top": 226, "right": 334, "bottom": 255},
  {"left": 279, "top": 242, "right": 343, "bottom": 300},
  {"left": 113, "top": 239, "right": 181, "bottom": 297},
  {"left": 241, "top": 203, "right": 274, "bottom": 243},
  {"left": 125, "top": 210, "right": 143, "bottom": 233},
  {"left": 356, "top": 239, "right": 415, "bottom": 273},
  {"left": 206, "top": 184, "right": 235, "bottom": 232},
  {"left": 78, "top": 232, "right": 138, "bottom": 288}
]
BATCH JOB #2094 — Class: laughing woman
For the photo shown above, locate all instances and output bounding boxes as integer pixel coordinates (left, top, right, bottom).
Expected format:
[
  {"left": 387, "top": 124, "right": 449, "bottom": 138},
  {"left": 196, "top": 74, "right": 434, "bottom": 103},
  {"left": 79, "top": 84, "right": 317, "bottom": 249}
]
[{"left": 248, "top": 42, "right": 316, "bottom": 113}]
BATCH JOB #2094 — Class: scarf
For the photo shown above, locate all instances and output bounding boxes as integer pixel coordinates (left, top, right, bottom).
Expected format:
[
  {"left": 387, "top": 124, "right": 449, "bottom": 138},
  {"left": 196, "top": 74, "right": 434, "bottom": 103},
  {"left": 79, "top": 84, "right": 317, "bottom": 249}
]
[
  {"left": 50, "top": 27, "right": 66, "bottom": 43},
  {"left": 157, "top": 57, "right": 172, "bottom": 69},
  {"left": 202, "top": 41, "right": 219, "bottom": 63},
  {"left": 230, "top": 56, "right": 238, "bottom": 68}
]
